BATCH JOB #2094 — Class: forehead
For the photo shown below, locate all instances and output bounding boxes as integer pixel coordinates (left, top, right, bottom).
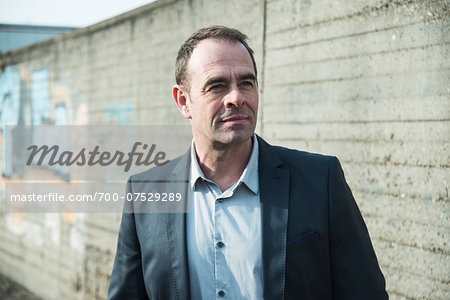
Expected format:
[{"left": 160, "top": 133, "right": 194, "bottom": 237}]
[{"left": 186, "top": 39, "right": 255, "bottom": 83}]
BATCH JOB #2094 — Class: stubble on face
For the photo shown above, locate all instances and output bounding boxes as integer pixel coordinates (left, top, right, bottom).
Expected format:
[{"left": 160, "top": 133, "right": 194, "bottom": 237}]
[{"left": 184, "top": 39, "right": 258, "bottom": 151}]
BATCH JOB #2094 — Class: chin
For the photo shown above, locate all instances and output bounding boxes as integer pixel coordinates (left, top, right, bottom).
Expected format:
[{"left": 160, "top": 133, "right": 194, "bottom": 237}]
[{"left": 219, "top": 131, "right": 253, "bottom": 145}]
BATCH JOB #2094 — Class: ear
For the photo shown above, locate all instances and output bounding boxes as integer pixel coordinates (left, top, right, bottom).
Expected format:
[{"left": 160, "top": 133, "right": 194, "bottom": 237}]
[{"left": 172, "top": 84, "right": 191, "bottom": 119}]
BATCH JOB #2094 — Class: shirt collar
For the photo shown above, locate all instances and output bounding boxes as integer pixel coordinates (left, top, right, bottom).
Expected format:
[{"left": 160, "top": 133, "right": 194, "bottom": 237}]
[{"left": 190, "top": 134, "right": 259, "bottom": 195}]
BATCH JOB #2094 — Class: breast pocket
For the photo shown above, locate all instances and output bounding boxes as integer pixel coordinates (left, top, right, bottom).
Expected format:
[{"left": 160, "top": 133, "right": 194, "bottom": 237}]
[{"left": 287, "top": 230, "right": 320, "bottom": 253}]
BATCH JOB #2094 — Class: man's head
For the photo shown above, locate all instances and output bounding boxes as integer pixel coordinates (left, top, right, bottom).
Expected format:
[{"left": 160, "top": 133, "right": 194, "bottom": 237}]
[
  {"left": 175, "top": 25, "right": 258, "bottom": 91},
  {"left": 172, "top": 26, "right": 258, "bottom": 149}
]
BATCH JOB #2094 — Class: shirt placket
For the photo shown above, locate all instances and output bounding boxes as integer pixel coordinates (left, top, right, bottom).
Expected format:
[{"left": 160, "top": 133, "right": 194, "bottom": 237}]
[{"left": 211, "top": 184, "right": 233, "bottom": 299}]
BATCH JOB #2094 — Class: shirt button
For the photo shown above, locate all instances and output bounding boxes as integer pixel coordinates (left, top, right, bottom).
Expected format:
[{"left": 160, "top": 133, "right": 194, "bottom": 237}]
[
  {"left": 218, "top": 290, "right": 225, "bottom": 297},
  {"left": 217, "top": 198, "right": 223, "bottom": 203},
  {"left": 216, "top": 241, "right": 224, "bottom": 248}
]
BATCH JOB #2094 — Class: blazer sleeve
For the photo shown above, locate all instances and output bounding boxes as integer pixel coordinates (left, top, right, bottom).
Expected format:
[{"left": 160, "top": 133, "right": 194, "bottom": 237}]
[
  {"left": 328, "top": 157, "right": 388, "bottom": 299},
  {"left": 107, "top": 177, "right": 149, "bottom": 300}
]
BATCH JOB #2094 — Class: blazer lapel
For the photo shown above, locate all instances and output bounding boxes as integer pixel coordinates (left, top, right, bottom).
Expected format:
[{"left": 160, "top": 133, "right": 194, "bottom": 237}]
[
  {"left": 165, "top": 213, "right": 190, "bottom": 299},
  {"left": 257, "top": 136, "right": 290, "bottom": 299},
  {"left": 164, "top": 150, "right": 191, "bottom": 299}
]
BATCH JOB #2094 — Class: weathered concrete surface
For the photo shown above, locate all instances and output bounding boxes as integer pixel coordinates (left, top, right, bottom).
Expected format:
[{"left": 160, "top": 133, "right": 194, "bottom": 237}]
[
  {"left": 0, "top": 273, "right": 42, "bottom": 300},
  {"left": 0, "top": 0, "right": 448, "bottom": 299}
]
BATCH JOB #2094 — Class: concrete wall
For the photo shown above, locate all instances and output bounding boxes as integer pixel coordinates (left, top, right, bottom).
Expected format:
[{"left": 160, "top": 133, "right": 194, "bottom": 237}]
[
  {"left": 262, "top": 1, "right": 450, "bottom": 298},
  {"left": 0, "top": 0, "right": 448, "bottom": 299}
]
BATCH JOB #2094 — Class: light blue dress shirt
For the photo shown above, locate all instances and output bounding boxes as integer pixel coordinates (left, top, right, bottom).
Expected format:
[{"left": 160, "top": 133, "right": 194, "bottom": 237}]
[{"left": 186, "top": 136, "right": 262, "bottom": 299}]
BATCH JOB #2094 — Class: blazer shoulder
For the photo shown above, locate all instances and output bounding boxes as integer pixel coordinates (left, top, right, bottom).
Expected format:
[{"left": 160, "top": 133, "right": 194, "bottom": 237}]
[{"left": 258, "top": 136, "right": 336, "bottom": 173}]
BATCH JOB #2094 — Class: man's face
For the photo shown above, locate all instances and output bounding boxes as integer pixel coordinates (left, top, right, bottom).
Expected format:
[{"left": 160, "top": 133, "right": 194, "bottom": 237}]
[{"left": 179, "top": 39, "right": 258, "bottom": 148}]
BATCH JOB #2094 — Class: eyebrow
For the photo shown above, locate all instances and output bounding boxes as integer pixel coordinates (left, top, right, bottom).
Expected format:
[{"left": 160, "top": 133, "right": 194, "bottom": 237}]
[
  {"left": 238, "top": 73, "right": 257, "bottom": 82},
  {"left": 204, "top": 76, "right": 227, "bottom": 88}
]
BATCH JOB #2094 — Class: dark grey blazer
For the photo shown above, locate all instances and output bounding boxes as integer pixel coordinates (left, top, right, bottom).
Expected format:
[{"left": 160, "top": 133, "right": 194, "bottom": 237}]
[{"left": 108, "top": 136, "right": 388, "bottom": 300}]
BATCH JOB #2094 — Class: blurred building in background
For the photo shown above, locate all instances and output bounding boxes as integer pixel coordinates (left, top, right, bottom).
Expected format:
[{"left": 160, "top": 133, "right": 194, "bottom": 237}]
[{"left": 0, "top": 24, "right": 77, "bottom": 54}]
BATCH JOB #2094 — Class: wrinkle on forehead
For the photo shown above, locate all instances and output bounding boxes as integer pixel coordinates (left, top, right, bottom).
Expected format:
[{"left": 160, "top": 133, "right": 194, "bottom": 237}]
[{"left": 187, "top": 39, "right": 255, "bottom": 85}]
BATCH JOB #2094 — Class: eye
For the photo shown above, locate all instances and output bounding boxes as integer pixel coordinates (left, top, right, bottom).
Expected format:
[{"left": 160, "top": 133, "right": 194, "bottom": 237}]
[
  {"left": 208, "top": 84, "right": 225, "bottom": 92},
  {"left": 241, "top": 81, "right": 254, "bottom": 88}
]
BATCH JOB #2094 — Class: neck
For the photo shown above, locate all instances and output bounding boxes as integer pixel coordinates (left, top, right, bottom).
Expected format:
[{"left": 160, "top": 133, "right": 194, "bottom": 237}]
[{"left": 194, "top": 137, "right": 253, "bottom": 192}]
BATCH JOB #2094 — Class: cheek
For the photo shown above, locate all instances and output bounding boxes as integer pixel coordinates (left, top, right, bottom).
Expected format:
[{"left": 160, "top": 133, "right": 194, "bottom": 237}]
[
  {"left": 193, "top": 103, "right": 219, "bottom": 126},
  {"left": 242, "top": 88, "right": 258, "bottom": 100},
  {"left": 246, "top": 93, "right": 259, "bottom": 111}
]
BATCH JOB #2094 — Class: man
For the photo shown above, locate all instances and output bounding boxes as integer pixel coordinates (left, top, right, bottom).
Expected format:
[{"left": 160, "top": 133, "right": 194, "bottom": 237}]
[{"left": 108, "top": 25, "right": 388, "bottom": 299}]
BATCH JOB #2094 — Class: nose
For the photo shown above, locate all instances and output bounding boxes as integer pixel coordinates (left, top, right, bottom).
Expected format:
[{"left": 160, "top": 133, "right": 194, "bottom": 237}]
[{"left": 224, "top": 84, "right": 244, "bottom": 108}]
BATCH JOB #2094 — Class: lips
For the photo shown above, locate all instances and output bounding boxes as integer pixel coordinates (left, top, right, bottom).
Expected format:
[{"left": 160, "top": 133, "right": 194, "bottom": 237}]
[{"left": 221, "top": 114, "right": 249, "bottom": 122}]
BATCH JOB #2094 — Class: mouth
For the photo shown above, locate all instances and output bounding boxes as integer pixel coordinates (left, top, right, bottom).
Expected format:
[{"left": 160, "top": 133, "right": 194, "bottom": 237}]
[{"left": 221, "top": 114, "right": 249, "bottom": 123}]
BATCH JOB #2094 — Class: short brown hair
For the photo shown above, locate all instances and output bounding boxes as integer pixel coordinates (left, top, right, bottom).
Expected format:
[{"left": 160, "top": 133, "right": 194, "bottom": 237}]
[{"left": 175, "top": 25, "right": 257, "bottom": 89}]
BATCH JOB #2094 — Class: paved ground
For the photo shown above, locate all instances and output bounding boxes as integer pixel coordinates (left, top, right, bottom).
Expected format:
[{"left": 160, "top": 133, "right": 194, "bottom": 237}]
[{"left": 0, "top": 273, "right": 42, "bottom": 300}]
